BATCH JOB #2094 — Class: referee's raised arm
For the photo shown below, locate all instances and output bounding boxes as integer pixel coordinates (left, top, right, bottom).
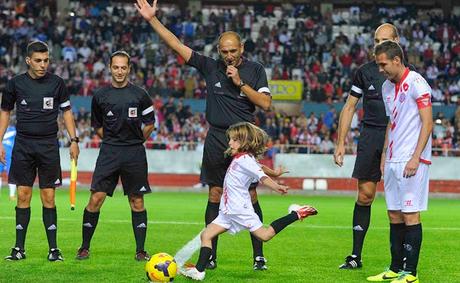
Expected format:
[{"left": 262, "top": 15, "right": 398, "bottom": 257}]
[{"left": 135, "top": 0, "right": 192, "bottom": 62}]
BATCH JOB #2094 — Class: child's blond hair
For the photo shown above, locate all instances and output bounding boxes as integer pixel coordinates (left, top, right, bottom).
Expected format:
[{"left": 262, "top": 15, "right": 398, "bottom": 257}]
[{"left": 225, "top": 122, "right": 268, "bottom": 158}]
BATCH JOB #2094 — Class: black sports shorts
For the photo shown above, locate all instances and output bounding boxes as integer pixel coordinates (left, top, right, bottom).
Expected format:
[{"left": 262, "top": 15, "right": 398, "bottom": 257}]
[
  {"left": 201, "top": 126, "right": 257, "bottom": 190},
  {"left": 9, "top": 136, "right": 62, "bottom": 188},
  {"left": 352, "top": 126, "right": 386, "bottom": 182},
  {"left": 91, "top": 143, "right": 151, "bottom": 197}
]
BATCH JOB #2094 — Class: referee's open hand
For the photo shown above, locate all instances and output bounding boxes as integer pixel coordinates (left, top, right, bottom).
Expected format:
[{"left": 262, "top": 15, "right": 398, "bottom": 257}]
[{"left": 135, "top": 0, "right": 158, "bottom": 21}]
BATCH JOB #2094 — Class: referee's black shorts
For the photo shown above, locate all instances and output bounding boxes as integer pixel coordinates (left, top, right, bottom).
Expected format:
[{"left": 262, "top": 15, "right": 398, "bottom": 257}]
[
  {"left": 9, "top": 136, "right": 62, "bottom": 188},
  {"left": 201, "top": 126, "right": 258, "bottom": 190},
  {"left": 91, "top": 143, "right": 151, "bottom": 197},
  {"left": 352, "top": 126, "right": 386, "bottom": 182}
]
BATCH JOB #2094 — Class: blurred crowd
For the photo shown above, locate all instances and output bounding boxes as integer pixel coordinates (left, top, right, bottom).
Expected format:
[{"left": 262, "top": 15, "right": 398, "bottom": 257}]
[
  {"left": 55, "top": 97, "right": 460, "bottom": 157},
  {"left": 1, "top": 1, "right": 460, "bottom": 104},
  {"left": 1, "top": 1, "right": 460, "bottom": 156}
]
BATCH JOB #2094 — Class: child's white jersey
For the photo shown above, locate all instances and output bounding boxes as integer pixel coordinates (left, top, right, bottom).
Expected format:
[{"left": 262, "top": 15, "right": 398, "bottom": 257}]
[
  {"left": 220, "top": 153, "right": 267, "bottom": 215},
  {"left": 382, "top": 68, "right": 432, "bottom": 164}
]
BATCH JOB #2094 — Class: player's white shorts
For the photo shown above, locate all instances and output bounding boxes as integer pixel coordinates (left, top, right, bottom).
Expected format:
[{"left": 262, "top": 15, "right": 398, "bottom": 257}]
[
  {"left": 384, "top": 162, "right": 429, "bottom": 213},
  {"left": 212, "top": 212, "right": 263, "bottom": 235}
]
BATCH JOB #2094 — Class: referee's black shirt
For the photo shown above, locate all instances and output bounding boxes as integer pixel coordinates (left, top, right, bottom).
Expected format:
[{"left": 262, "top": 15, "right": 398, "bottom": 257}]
[
  {"left": 350, "top": 61, "right": 415, "bottom": 128},
  {"left": 349, "top": 61, "right": 388, "bottom": 128},
  {"left": 91, "top": 83, "right": 155, "bottom": 146},
  {"left": 187, "top": 51, "right": 270, "bottom": 129},
  {"left": 1, "top": 72, "right": 71, "bottom": 138}
]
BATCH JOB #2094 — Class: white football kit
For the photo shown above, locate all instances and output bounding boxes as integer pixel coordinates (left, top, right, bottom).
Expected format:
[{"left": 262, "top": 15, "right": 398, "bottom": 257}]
[
  {"left": 212, "top": 153, "right": 267, "bottom": 234},
  {"left": 382, "top": 68, "right": 432, "bottom": 212}
]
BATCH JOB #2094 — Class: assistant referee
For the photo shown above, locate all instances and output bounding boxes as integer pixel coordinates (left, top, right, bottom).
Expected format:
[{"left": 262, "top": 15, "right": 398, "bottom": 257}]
[
  {"left": 0, "top": 40, "right": 80, "bottom": 262},
  {"left": 75, "top": 51, "right": 155, "bottom": 261}
]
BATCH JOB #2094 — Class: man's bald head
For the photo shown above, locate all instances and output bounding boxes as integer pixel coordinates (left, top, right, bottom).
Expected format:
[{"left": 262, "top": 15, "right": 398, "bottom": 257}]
[
  {"left": 218, "top": 31, "right": 242, "bottom": 46},
  {"left": 374, "top": 23, "right": 399, "bottom": 46}
]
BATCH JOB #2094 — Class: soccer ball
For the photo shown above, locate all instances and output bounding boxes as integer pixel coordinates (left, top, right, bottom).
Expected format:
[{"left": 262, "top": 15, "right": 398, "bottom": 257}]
[{"left": 145, "top": 252, "right": 177, "bottom": 282}]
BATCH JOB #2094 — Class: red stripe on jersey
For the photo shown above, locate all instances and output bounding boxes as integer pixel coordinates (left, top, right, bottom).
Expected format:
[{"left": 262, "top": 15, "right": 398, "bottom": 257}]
[
  {"left": 416, "top": 93, "right": 432, "bottom": 109},
  {"left": 420, "top": 158, "right": 432, "bottom": 165},
  {"left": 394, "top": 68, "right": 410, "bottom": 101},
  {"left": 391, "top": 122, "right": 396, "bottom": 131},
  {"left": 389, "top": 140, "right": 393, "bottom": 159}
]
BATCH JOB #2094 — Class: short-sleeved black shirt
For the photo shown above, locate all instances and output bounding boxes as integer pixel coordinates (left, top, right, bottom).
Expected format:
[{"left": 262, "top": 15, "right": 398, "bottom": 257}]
[
  {"left": 187, "top": 51, "right": 270, "bottom": 129},
  {"left": 350, "top": 61, "right": 415, "bottom": 128},
  {"left": 1, "top": 72, "right": 71, "bottom": 138},
  {"left": 349, "top": 61, "right": 388, "bottom": 128},
  {"left": 91, "top": 82, "right": 155, "bottom": 146}
]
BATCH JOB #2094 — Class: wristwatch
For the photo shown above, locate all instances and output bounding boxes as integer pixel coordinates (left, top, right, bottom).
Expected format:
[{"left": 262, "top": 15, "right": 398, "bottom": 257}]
[
  {"left": 70, "top": 137, "right": 80, "bottom": 143},
  {"left": 238, "top": 80, "right": 246, "bottom": 89}
]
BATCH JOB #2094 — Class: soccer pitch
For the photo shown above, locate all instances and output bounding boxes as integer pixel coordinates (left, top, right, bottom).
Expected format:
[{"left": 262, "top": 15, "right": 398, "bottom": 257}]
[{"left": 0, "top": 189, "right": 459, "bottom": 282}]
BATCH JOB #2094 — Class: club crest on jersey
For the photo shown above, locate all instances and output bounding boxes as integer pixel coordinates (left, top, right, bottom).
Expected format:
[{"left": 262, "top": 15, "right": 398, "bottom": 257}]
[
  {"left": 43, "top": 97, "right": 54, "bottom": 109},
  {"left": 403, "top": 82, "right": 409, "bottom": 92},
  {"left": 128, "top": 107, "right": 138, "bottom": 118},
  {"left": 399, "top": 93, "right": 406, "bottom": 103}
]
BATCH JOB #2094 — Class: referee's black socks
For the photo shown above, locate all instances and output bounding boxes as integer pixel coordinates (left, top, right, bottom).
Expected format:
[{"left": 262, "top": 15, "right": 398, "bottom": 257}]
[
  {"left": 352, "top": 203, "right": 371, "bottom": 258},
  {"left": 81, "top": 208, "right": 100, "bottom": 250},
  {"left": 15, "top": 207, "right": 31, "bottom": 250},
  {"left": 131, "top": 210, "right": 147, "bottom": 252},
  {"left": 251, "top": 201, "right": 264, "bottom": 259},
  {"left": 205, "top": 201, "right": 219, "bottom": 261},
  {"left": 42, "top": 207, "right": 58, "bottom": 249}
]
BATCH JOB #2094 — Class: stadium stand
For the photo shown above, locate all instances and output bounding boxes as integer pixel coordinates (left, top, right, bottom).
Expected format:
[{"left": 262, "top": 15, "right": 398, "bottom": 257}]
[{"left": 0, "top": 1, "right": 459, "bottom": 155}]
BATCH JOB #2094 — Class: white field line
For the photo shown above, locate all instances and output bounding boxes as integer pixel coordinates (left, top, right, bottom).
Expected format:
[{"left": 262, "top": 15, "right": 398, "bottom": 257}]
[{"left": 0, "top": 216, "right": 459, "bottom": 231}]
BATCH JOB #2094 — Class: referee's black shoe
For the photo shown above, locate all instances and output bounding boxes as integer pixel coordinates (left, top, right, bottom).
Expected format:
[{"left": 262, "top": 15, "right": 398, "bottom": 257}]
[
  {"left": 5, "top": 247, "right": 26, "bottom": 261},
  {"left": 206, "top": 259, "right": 217, "bottom": 270},
  {"left": 339, "top": 255, "right": 362, "bottom": 269},
  {"left": 48, "top": 248, "right": 64, "bottom": 262}
]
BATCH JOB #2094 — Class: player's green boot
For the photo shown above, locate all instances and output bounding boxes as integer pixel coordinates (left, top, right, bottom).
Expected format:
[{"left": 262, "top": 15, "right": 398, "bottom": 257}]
[
  {"left": 367, "top": 269, "right": 399, "bottom": 281},
  {"left": 390, "top": 272, "right": 419, "bottom": 283}
]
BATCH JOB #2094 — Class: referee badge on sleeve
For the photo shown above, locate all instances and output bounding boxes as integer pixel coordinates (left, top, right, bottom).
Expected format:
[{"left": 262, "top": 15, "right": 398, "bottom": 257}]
[
  {"left": 128, "top": 107, "right": 138, "bottom": 118},
  {"left": 43, "top": 97, "right": 54, "bottom": 109}
]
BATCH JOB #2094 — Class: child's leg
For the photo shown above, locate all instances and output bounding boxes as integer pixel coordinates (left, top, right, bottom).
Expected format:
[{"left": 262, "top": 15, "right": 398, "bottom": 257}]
[
  {"left": 252, "top": 205, "right": 317, "bottom": 242},
  {"left": 196, "top": 223, "right": 227, "bottom": 272}
]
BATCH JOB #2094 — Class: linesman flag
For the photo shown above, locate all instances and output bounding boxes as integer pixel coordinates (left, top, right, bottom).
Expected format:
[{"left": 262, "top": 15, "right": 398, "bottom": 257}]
[{"left": 70, "top": 159, "right": 78, "bottom": 210}]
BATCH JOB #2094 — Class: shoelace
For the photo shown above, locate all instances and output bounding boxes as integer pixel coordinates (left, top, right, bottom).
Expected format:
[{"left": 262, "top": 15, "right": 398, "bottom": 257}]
[{"left": 397, "top": 271, "right": 412, "bottom": 279}]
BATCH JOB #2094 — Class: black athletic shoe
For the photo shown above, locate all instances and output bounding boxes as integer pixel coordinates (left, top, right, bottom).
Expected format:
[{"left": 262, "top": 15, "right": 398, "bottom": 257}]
[
  {"left": 206, "top": 259, "right": 217, "bottom": 270},
  {"left": 76, "top": 248, "right": 90, "bottom": 260},
  {"left": 48, "top": 248, "right": 64, "bottom": 262},
  {"left": 253, "top": 256, "right": 268, "bottom": 271},
  {"left": 339, "top": 255, "right": 362, "bottom": 269},
  {"left": 5, "top": 247, "right": 26, "bottom": 261},
  {"left": 135, "top": 250, "right": 150, "bottom": 261}
]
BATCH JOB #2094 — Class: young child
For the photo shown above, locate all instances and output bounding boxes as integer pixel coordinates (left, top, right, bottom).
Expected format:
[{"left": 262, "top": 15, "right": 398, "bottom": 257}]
[{"left": 181, "top": 122, "right": 318, "bottom": 280}]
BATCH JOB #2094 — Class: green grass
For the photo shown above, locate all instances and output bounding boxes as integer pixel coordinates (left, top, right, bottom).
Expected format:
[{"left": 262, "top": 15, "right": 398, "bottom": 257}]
[{"left": 0, "top": 189, "right": 459, "bottom": 282}]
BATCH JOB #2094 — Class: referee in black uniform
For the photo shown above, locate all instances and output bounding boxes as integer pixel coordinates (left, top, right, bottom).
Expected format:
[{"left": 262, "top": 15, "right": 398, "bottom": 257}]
[
  {"left": 0, "top": 41, "right": 80, "bottom": 261},
  {"left": 334, "top": 23, "right": 405, "bottom": 269},
  {"left": 75, "top": 51, "right": 155, "bottom": 261},
  {"left": 136, "top": 0, "right": 273, "bottom": 270}
]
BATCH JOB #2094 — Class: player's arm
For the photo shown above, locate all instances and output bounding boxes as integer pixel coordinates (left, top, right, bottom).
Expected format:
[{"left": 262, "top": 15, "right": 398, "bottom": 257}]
[
  {"left": 260, "top": 164, "right": 288, "bottom": 178},
  {"left": 135, "top": 0, "right": 192, "bottom": 62},
  {"left": 334, "top": 95, "right": 359, "bottom": 166},
  {"left": 62, "top": 109, "right": 80, "bottom": 162},
  {"left": 403, "top": 105, "right": 433, "bottom": 178},
  {"left": 260, "top": 176, "right": 288, "bottom": 194},
  {"left": 0, "top": 110, "right": 11, "bottom": 164}
]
